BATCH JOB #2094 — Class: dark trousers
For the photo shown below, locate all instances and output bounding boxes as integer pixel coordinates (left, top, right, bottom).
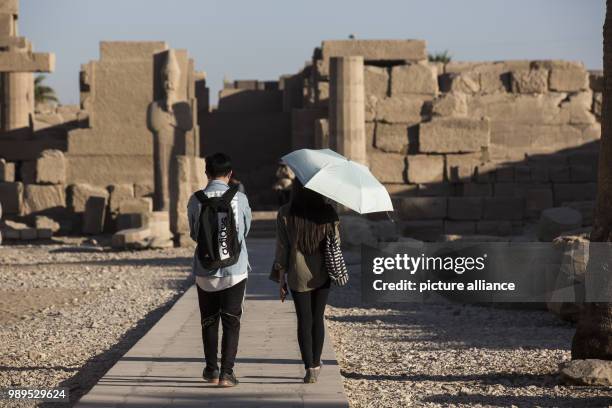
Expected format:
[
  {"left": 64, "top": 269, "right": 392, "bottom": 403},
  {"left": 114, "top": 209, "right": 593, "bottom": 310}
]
[
  {"left": 196, "top": 278, "right": 247, "bottom": 373},
  {"left": 291, "top": 280, "right": 330, "bottom": 369}
]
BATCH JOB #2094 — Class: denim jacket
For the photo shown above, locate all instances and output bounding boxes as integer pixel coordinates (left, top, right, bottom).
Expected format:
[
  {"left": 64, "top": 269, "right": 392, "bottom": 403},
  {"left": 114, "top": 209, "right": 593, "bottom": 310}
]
[{"left": 187, "top": 180, "right": 252, "bottom": 278}]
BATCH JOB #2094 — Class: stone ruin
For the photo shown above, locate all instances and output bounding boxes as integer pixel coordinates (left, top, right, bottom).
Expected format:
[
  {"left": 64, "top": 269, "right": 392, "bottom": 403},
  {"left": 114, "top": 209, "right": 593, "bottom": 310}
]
[
  {"left": 0, "top": 1, "right": 207, "bottom": 246},
  {"left": 203, "top": 39, "right": 601, "bottom": 241},
  {"left": 0, "top": 1, "right": 603, "bottom": 246}
]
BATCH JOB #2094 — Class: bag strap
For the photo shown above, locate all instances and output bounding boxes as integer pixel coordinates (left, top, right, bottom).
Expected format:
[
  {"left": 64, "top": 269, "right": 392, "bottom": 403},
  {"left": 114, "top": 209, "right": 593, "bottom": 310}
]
[
  {"left": 220, "top": 184, "right": 240, "bottom": 206},
  {"left": 194, "top": 190, "right": 209, "bottom": 204}
]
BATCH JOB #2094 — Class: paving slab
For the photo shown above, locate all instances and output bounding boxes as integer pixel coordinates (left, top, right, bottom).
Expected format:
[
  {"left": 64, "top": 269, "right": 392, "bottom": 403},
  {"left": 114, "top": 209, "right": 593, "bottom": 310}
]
[{"left": 75, "top": 238, "right": 349, "bottom": 407}]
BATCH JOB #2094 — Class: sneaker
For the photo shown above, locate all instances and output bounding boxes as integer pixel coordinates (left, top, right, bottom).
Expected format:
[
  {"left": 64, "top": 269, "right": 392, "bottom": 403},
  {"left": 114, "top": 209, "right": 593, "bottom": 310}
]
[
  {"left": 202, "top": 366, "right": 219, "bottom": 384},
  {"left": 218, "top": 370, "right": 239, "bottom": 387},
  {"left": 303, "top": 368, "right": 317, "bottom": 384}
]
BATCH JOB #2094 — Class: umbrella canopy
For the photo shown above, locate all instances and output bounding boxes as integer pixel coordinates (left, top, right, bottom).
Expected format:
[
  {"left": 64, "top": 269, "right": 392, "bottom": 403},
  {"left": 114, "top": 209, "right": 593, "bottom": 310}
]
[{"left": 281, "top": 148, "right": 393, "bottom": 214}]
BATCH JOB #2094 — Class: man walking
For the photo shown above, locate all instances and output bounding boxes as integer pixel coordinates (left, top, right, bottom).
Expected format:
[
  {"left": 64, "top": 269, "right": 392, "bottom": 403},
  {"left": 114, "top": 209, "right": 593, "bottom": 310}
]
[{"left": 188, "top": 152, "right": 252, "bottom": 387}]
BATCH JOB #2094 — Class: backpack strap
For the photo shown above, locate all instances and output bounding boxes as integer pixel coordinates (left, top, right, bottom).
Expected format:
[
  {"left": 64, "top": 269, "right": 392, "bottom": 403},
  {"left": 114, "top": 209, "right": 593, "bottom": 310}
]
[
  {"left": 194, "top": 190, "right": 210, "bottom": 204},
  {"left": 220, "top": 184, "right": 240, "bottom": 206}
]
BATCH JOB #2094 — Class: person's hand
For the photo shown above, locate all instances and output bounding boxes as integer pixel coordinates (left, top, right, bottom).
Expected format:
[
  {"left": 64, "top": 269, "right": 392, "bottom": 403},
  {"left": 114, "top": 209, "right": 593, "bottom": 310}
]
[{"left": 279, "top": 275, "right": 288, "bottom": 302}]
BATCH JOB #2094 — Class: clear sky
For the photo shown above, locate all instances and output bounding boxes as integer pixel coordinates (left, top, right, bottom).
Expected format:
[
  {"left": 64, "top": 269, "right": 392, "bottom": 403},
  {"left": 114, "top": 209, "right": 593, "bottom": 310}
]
[{"left": 20, "top": 0, "right": 604, "bottom": 106}]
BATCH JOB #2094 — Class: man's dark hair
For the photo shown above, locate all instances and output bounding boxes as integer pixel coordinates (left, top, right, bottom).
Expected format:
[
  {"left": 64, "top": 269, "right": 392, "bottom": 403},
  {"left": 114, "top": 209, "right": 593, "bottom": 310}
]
[{"left": 205, "top": 152, "right": 232, "bottom": 178}]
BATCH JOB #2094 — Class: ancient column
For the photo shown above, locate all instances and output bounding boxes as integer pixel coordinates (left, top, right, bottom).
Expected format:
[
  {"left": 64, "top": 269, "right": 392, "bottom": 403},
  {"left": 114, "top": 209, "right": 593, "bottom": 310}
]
[
  {"left": 0, "top": 1, "right": 55, "bottom": 132},
  {"left": 329, "top": 56, "right": 367, "bottom": 165}
]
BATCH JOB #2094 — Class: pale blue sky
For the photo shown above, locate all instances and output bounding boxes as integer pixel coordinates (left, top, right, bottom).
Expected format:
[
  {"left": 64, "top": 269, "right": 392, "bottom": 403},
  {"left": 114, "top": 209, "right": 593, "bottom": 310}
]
[{"left": 20, "top": 0, "right": 604, "bottom": 105}]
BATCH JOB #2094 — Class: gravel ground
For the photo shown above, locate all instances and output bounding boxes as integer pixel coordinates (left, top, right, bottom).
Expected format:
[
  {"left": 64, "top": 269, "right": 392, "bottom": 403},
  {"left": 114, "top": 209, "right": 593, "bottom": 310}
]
[
  {"left": 326, "top": 260, "right": 612, "bottom": 408},
  {"left": 0, "top": 237, "right": 193, "bottom": 407}
]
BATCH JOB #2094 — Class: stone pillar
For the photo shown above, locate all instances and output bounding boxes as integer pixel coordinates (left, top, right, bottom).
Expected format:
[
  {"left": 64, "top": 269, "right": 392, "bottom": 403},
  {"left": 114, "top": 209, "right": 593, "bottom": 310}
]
[
  {"left": 329, "top": 56, "right": 367, "bottom": 165},
  {"left": 2, "top": 71, "right": 33, "bottom": 131}
]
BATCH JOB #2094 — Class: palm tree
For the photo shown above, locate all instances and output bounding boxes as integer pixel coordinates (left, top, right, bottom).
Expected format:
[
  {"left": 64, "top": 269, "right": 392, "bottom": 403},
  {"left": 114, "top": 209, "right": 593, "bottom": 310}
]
[
  {"left": 571, "top": 0, "right": 612, "bottom": 360},
  {"left": 34, "top": 75, "right": 58, "bottom": 105},
  {"left": 428, "top": 50, "right": 452, "bottom": 64}
]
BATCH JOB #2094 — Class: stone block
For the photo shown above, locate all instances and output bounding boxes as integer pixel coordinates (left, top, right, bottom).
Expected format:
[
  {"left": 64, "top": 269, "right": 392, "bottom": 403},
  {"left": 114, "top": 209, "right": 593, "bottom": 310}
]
[
  {"left": 495, "top": 166, "right": 515, "bottom": 182},
  {"left": 593, "top": 92, "right": 602, "bottom": 119},
  {"left": 549, "top": 166, "right": 571, "bottom": 182},
  {"left": 553, "top": 183, "right": 597, "bottom": 206},
  {"left": 570, "top": 165, "right": 597, "bottom": 182},
  {"left": 514, "top": 165, "right": 531, "bottom": 182},
  {"left": 23, "top": 184, "right": 66, "bottom": 214},
  {"left": 0, "top": 181, "right": 23, "bottom": 215},
  {"left": 559, "top": 359, "right": 612, "bottom": 386},
  {"left": 36, "top": 149, "right": 66, "bottom": 184},
  {"left": 1, "top": 220, "right": 27, "bottom": 239},
  {"left": 444, "top": 220, "right": 476, "bottom": 235},
  {"left": 35, "top": 216, "right": 60, "bottom": 234},
  {"left": 549, "top": 65, "right": 589, "bottom": 92},
  {"left": 0, "top": 51, "right": 55, "bottom": 72},
  {"left": 562, "top": 201, "right": 595, "bottom": 226},
  {"left": 562, "top": 91, "right": 597, "bottom": 125},
  {"left": 417, "top": 183, "right": 455, "bottom": 197},
  {"left": 20, "top": 227, "right": 37, "bottom": 240},
  {"left": 419, "top": 117, "right": 490, "bottom": 153},
  {"left": 530, "top": 166, "right": 549, "bottom": 182},
  {"left": 320, "top": 40, "right": 427, "bottom": 77},
  {"left": 111, "top": 226, "right": 153, "bottom": 249},
  {"left": 20, "top": 161, "right": 36, "bottom": 184},
  {"left": 134, "top": 183, "right": 154, "bottom": 198},
  {"left": 398, "top": 219, "right": 444, "bottom": 241},
  {"left": 374, "top": 96, "right": 423, "bottom": 124},
  {"left": 66, "top": 155, "right": 153, "bottom": 186},
  {"left": 589, "top": 70, "right": 604, "bottom": 92},
  {"left": 36, "top": 228, "right": 53, "bottom": 239},
  {"left": 118, "top": 197, "right": 153, "bottom": 214},
  {"left": 83, "top": 196, "right": 107, "bottom": 235},
  {"left": 390, "top": 63, "right": 438, "bottom": 96},
  {"left": 511, "top": 68, "right": 549, "bottom": 93},
  {"left": 525, "top": 187, "right": 554, "bottom": 218},
  {"left": 69, "top": 183, "right": 109, "bottom": 213},
  {"left": 439, "top": 72, "right": 480, "bottom": 94},
  {"left": 364, "top": 66, "right": 388, "bottom": 98},
  {"left": 405, "top": 155, "right": 444, "bottom": 184},
  {"left": 108, "top": 183, "right": 135, "bottom": 214},
  {"left": 476, "top": 220, "right": 513, "bottom": 236},
  {"left": 0, "top": 159, "right": 15, "bottom": 182},
  {"left": 369, "top": 152, "right": 405, "bottom": 183},
  {"left": 537, "top": 207, "right": 582, "bottom": 241},
  {"left": 431, "top": 92, "right": 468, "bottom": 117},
  {"left": 483, "top": 197, "right": 524, "bottom": 220},
  {"left": 393, "top": 197, "right": 447, "bottom": 220},
  {"left": 374, "top": 123, "right": 409, "bottom": 153},
  {"left": 460, "top": 183, "right": 493, "bottom": 197},
  {"left": 445, "top": 153, "right": 484, "bottom": 182},
  {"left": 447, "top": 197, "right": 483, "bottom": 220},
  {"left": 468, "top": 93, "right": 568, "bottom": 125}
]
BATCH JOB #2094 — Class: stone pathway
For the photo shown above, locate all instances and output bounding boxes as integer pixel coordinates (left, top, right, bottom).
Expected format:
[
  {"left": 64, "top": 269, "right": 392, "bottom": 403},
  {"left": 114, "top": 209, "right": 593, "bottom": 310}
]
[{"left": 75, "top": 238, "right": 349, "bottom": 408}]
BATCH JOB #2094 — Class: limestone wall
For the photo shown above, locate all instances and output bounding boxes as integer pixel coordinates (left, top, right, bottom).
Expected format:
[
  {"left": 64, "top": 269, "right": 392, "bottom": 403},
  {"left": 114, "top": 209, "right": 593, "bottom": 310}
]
[{"left": 300, "top": 39, "right": 601, "bottom": 237}]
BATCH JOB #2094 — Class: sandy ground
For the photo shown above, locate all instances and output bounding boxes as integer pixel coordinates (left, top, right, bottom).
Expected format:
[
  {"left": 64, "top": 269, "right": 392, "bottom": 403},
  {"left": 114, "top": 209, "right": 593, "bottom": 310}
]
[
  {"left": 0, "top": 237, "right": 194, "bottom": 407},
  {"left": 325, "top": 258, "right": 612, "bottom": 408}
]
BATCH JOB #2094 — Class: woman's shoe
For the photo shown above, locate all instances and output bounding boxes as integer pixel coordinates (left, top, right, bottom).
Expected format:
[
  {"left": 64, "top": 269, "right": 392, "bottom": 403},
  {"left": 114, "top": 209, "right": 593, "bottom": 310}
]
[
  {"left": 312, "top": 363, "right": 322, "bottom": 381},
  {"left": 303, "top": 368, "right": 317, "bottom": 383}
]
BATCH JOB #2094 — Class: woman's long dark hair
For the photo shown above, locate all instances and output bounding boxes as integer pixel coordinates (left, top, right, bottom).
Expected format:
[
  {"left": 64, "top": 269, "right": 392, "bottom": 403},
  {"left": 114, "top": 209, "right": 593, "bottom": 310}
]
[{"left": 288, "top": 179, "right": 338, "bottom": 255}]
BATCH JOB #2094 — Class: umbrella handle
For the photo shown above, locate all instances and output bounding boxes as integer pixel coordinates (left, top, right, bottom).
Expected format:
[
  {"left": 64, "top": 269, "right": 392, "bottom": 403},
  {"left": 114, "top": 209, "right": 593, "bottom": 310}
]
[{"left": 386, "top": 211, "right": 396, "bottom": 223}]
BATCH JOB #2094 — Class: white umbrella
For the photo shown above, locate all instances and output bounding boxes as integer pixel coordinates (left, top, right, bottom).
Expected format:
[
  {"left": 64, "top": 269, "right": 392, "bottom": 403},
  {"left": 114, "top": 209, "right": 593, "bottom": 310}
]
[{"left": 281, "top": 148, "right": 393, "bottom": 214}]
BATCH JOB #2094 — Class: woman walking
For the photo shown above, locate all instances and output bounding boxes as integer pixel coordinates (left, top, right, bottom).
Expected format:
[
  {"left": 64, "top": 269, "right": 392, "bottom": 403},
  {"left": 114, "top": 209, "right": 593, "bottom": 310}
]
[{"left": 270, "top": 179, "right": 340, "bottom": 383}]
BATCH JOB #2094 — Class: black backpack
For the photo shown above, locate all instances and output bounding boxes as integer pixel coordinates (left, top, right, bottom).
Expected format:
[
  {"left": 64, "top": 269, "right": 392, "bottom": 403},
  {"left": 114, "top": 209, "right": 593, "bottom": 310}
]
[{"left": 194, "top": 185, "right": 242, "bottom": 270}]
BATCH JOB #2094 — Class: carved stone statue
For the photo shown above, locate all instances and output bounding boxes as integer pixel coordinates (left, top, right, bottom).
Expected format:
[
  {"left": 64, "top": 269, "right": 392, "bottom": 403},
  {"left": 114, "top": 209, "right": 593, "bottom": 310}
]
[{"left": 147, "top": 49, "right": 193, "bottom": 211}]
